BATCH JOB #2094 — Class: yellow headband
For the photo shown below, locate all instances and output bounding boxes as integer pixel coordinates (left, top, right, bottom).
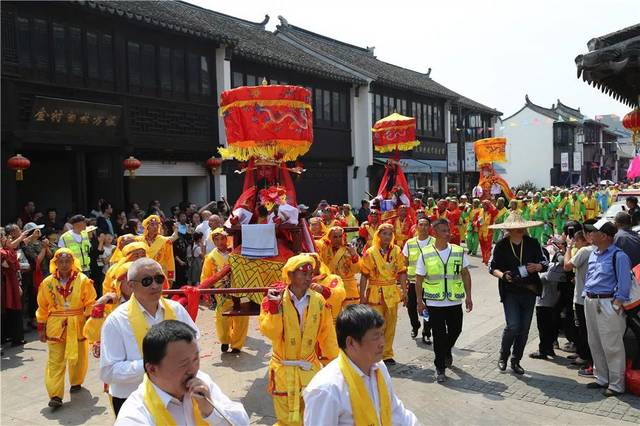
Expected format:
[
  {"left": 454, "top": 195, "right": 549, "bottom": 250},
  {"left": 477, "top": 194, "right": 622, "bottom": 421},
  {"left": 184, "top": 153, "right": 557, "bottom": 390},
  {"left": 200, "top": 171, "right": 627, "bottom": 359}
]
[
  {"left": 281, "top": 254, "right": 315, "bottom": 284},
  {"left": 373, "top": 223, "right": 395, "bottom": 250},
  {"left": 122, "top": 242, "right": 148, "bottom": 258},
  {"left": 210, "top": 227, "right": 228, "bottom": 242},
  {"left": 49, "top": 248, "right": 82, "bottom": 275}
]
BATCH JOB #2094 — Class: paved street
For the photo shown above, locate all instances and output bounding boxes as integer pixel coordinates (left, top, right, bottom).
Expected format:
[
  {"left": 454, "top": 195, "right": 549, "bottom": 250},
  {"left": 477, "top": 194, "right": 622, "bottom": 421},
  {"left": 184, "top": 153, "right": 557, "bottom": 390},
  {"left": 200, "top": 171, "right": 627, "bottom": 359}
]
[{"left": 2, "top": 254, "right": 639, "bottom": 425}]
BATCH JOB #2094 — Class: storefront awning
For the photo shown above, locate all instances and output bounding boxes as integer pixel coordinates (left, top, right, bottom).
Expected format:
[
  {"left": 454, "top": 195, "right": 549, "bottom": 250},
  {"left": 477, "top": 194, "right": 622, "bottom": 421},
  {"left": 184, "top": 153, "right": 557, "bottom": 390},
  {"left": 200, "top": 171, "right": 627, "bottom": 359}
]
[
  {"left": 618, "top": 142, "right": 636, "bottom": 159},
  {"left": 373, "top": 157, "right": 447, "bottom": 173}
]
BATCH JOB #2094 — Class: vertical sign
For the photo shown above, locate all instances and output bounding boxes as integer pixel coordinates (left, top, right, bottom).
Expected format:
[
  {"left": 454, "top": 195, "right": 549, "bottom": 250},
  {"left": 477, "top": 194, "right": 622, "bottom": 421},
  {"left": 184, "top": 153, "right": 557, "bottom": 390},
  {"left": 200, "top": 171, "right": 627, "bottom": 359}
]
[
  {"left": 573, "top": 151, "right": 582, "bottom": 171},
  {"left": 464, "top": 142, "right": 476, "bottom": 172},
  {"left": 447, "top": 143, "right": 458, "bottom": 172},
  {"left": 561, "top": 152, "right": 569, "bottom": 172}
]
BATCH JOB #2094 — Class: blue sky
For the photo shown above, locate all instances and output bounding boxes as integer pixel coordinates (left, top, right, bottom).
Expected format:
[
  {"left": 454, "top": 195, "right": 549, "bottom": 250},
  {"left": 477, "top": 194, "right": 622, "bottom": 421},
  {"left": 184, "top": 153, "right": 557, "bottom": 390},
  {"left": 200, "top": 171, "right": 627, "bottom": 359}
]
[{"left": 191, "top": 0, "right": 639, "bottom": 119}]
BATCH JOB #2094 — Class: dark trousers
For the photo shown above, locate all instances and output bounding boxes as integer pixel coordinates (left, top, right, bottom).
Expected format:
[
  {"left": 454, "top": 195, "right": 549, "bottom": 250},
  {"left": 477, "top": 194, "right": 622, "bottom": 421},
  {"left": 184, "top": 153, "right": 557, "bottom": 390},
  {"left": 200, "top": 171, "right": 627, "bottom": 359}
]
[
  {"left": 1, "top": 309, "right": 24, "bottom": 343},
  {"left": 500, "top": 291, "right": 536, "bottom": 362},
  {"left": 536, "top": 306, "right": 558, "bottom": 354},
  {"left": 574, "top": 303, "right": 592, "bottom": 362},
  {"left": 557, "top": 283, "right": 576, "bottom": 343},
  {"left": 408, "top": 283, "right": 431, "bottom": 338},
  {"left": 111, "top": 396, "right": 127, "bottom": 418},
  {"left": 429, "top": 304, "right": 463, "bottom": 370}
]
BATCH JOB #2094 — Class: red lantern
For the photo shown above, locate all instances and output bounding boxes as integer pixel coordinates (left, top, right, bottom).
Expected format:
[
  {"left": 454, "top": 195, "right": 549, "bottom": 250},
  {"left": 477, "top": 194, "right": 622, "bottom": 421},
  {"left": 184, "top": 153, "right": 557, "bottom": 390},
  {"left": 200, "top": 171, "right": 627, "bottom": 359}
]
[
  {"left": 7, "top": 154, "right": 30, "bottom": 181},
  {"left": 623, "top": 108, "right": 640, "bottom": 145},
  {"left": 123, "top": 156, "right": 141, "bottom": 178},
  {"left": 206, "top": 156, "right": 223, "bottom": 175}
]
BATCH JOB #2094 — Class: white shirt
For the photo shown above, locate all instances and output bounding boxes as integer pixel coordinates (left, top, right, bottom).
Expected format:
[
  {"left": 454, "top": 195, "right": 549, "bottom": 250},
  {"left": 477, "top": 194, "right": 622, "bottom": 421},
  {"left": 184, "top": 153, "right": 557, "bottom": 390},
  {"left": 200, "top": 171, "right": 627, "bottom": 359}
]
[
  {"left": 472, "top": 185, "right": 483, "bottom": 198},
  {"left": 100, "top": 298, "right": 200, "bottom": 398},
  {"left": 415, "top": 243, "right": 469, "bottom": 307},
  {"left": 115, "top": 370, "right": 249, "bottom": 426},
  {"left": 303, "top": 357, "right": 419, "bottom": 426},
  {"left": 195, "top": 222, "right": 214, "bottom": 254},
  {"left": 288, "top": 289, "right": 310, "bottom": 330}
]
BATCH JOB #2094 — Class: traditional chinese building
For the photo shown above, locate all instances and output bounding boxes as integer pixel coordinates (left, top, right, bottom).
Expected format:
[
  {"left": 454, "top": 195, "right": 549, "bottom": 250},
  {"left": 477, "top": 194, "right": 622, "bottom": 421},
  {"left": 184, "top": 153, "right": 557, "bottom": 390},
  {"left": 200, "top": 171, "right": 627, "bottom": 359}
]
[{"left": 1, "top": 0, "right": 500, "bottom": 220}]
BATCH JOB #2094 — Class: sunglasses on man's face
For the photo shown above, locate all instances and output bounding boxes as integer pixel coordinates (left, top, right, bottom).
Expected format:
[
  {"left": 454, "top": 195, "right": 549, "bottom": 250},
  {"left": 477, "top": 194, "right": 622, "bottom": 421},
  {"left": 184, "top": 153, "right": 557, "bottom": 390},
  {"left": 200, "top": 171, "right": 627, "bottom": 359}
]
[{"left": 137, "top": 274, "right": 165, "bottom": 287}]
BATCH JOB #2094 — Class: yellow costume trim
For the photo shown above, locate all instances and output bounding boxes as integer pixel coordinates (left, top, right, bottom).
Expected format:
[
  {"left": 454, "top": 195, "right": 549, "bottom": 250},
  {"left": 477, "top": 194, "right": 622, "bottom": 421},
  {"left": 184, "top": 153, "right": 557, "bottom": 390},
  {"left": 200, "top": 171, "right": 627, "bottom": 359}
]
[
  {"left": 373, "top": 140, "right": 420, "bottom": 153},
  {"left": 219, "top": 99, "right": 311, "bottom": 115},
  {"left": 371, "top": 124, "right": 416, "bottom": 132},
  {"left": 338, "top": 351, "right": 391, "bottom": 426},
  {"left": 218, "top": 142, "right": 311, "bottom": 162}
]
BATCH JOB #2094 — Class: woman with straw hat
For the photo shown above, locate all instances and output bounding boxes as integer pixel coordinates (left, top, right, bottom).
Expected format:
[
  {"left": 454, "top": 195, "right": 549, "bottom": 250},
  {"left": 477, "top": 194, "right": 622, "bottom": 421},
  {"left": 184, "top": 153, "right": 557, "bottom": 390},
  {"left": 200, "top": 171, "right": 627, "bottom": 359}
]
[{"left": 488, "top": 212, "right": 549, "bottom": 376}]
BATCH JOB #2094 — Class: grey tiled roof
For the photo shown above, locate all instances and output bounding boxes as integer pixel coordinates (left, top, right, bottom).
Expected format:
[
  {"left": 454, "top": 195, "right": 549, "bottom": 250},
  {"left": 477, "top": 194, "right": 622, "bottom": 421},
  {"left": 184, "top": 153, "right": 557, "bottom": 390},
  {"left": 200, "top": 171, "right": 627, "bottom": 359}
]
[
  {"left": 575, "top": 23, "right": 640, "bottom": 107},
  {"left": 277, "top": 21, "right": 500, "bottom": 114},
  {"left": 78, "top": 1, "right": 365, "bottom": 84}
]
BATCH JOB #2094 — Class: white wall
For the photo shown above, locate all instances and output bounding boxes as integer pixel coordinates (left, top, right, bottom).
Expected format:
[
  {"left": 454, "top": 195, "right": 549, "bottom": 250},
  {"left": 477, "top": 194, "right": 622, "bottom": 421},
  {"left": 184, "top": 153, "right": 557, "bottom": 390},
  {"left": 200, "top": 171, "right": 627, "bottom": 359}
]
[
  {"left": 495, "top": 107, "right": 554, "bottom": 188},
  {"left": 347, "top": 84, "right": 373, "bottom": 205}
]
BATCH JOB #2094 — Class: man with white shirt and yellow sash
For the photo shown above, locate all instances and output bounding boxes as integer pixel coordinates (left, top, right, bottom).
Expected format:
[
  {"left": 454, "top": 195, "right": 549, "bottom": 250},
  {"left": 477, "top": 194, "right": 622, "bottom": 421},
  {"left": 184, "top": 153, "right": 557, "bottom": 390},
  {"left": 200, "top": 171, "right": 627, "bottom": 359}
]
[
  {"left": 259, "top": 254, "right": 338, "bottom": 426},
  {"left": 36, "top": 249, "right": 97, "bottom": 410},
  {"left": 100, "top": 258, "right": 199, "bottom": 417},
  {"left": 136, "top": 215, "right": 175, "bottom": 285},
  {"left": 303, "top": 304, "right": 418, "bottom": 425},
  {"left": 115, "top": 320, "right": 249, "bottom": 426}
]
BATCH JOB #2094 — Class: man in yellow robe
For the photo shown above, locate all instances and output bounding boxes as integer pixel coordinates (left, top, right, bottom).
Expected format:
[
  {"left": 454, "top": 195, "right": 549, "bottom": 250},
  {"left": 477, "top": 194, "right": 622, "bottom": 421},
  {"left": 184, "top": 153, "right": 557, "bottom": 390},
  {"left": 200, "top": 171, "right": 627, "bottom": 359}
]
[
  {"left": 582, "top": 189, "right": 599, "bottom": 220},
  {"left": 316, "top": 226, "right": 360, "bottom": 306},
  {"left": 309, "top": 252, "right": 346, "bottom": 323},
  {"left": 200, "top": 228, "right": 249, "bottom": 353},
  {"left": 36, "top": 249, "right": 97, "bottom": 409},
  {"left": 259, "top": 254, "right": 338, "bottom": 426},
  {"left": 359, "top": 223, "right": 407, "bottom": 365},
  {"left": 136, "top": 215, "right": 175, "bottom": 285}
]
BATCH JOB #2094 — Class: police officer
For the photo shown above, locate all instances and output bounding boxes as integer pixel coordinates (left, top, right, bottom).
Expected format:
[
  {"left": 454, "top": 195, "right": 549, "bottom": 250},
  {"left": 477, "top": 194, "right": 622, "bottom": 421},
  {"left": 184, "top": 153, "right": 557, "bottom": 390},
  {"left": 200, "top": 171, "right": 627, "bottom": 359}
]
[
  {"left": 416, "top": 218, "right": 473, "bottom": 383},
  {"left": 58, "top": 214, "right": 91, "bottom": 274},
  {"left": 402, "top": 217, "right": 433, "bottom": 343}
]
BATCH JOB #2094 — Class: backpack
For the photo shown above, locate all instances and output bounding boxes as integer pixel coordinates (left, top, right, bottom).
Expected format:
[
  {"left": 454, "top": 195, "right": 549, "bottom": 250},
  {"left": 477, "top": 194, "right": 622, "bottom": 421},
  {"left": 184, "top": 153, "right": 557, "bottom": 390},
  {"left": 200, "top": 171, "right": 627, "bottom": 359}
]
[{"left": 612, "top": 249, "right": 640, "bottom": 311}]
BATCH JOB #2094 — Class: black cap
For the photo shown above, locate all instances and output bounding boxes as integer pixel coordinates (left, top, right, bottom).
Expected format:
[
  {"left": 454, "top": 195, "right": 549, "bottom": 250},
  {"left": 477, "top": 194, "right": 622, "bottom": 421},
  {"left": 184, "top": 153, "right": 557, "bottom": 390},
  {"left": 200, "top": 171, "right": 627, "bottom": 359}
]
[{"left": 584, "top": 219, "right": 617, "bottom": 237}]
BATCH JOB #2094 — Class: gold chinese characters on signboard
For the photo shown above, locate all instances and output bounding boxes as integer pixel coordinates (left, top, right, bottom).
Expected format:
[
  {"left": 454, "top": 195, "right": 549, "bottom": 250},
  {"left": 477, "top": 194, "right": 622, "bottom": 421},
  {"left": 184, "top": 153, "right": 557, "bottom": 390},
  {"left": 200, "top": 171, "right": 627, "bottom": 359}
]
[{"left": 33, "top": 107, "right": 118, "bottom": 127}]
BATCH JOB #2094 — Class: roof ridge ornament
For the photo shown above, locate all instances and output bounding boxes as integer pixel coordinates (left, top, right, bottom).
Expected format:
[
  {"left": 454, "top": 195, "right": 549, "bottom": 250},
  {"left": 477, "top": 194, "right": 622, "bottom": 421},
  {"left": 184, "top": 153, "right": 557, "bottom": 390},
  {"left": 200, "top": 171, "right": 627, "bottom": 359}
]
[
  {"left": 366, "top": 46, "right": 375, "bottom": 55},
  {"left": 259, "top": 14, "right": 270, "bottom": 27},
  {"left": 426, "top": 67, "right": 432, "bottom": 77},
  {"left": 278, "top": 15, "right": 289, "bottom": 27}
]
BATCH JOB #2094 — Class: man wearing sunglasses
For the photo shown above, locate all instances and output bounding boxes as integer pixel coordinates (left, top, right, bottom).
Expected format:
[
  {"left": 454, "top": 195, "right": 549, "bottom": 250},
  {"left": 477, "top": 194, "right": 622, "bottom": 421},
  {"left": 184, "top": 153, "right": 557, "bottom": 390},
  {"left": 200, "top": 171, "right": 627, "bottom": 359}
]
[{"left": 100, "top": 258, "right": 199, "bottom": 417}]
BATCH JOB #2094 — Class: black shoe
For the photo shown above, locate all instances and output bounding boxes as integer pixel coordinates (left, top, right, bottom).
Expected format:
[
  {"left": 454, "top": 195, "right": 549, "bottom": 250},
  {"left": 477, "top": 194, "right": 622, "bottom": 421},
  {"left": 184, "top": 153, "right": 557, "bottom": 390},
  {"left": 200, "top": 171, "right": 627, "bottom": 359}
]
[
  {"left": 411, "top": 328, "right": 419, "bottom": 338},
  {"left": 510, "top": 361, "right": 525, "bottom": 375},
  {"left": 422, "top": 335, "right": 432, "bottom": 345},
  {"left": 586, "top": 382, "right": 608, "bottom": 389},
  {"left": 436, "top": 369, "right": 446, "bottom": 383},
  {"left": 445, "top": 354, "right": 453, "bottom": 368},
  {"left": 230, "top": 348, "right": 241, "bottom": 354},
  {"left": 383, "top": 358, "right": 396, "bottom": 366},
  {"left": 48, "top": 397, "right": 62, "bottom": 409},
  {"left": 603, "top": 388, "right": 623, "bottom": 397},
  {"left": 10, "top": 340, "right": 27, "bottom": 347},
  {"left": 69, "top": 385, "right": 82, "bottom": 393},
  {"left": 498, "top": 359, "right": 507, "bottom": 372},
  {"left": 221, "top": 344, "right": 229, "bottom": 353},
  {"left": 529, "top": 351, "right": 551, "bottom": 360}
]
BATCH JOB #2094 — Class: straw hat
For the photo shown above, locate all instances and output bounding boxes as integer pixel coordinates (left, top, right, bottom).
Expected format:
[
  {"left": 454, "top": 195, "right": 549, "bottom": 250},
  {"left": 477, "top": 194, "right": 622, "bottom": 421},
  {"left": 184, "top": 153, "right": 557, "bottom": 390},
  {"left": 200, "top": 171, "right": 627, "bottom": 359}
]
[{"left": 488, "top": 212, "right": 542, "bottom": 230}]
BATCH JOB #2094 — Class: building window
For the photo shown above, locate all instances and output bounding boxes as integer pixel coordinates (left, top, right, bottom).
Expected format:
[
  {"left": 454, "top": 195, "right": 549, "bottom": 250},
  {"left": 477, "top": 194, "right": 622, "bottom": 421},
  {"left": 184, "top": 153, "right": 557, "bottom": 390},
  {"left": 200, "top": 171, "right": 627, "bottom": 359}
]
[
  {"left": 100, "top": 34, "right": 114, "bottom": 85},
  {"left": 171, "top": 49, "right": 185, "bottom": 99},
  {"left": 141, "top": 43, "right": 156, "bottom": 96},
  {"left": 127, "top": 41, "right": 141, "bottom": 94},
  {"left": 69, "top": 27, "right": 82, "bottom": 82},
  {"left": 159, "top": 47, "right": 171, "bottom": 96},
  {"left": 87, "top": 32, "right": 99, "bottom": 80},
  {"left": 232, "top": 71, "right": 243, "bottom": 88},
  {"left": 323, "top": 89, "right": 331, "bottom": 122},
  {"left": 331, "top": 91, "right": 340, "bottom": 124},
  {"left": 314, "top": 88, "right": 323, "bottom": 122},
  {"left": 200, "top": 56, "right": 210, "bottom": 96},
  {"left": 32, "top": 18, "right": 49, "bottom": 79},
  {"left": 246, "top": 74, "right": 256, "bottom": 86},
  {"left": 16, "top": 17, "right": 30, "bottom": 68},
  {"left": 52, "top": 23, "right": 66, "bottom": 81}
]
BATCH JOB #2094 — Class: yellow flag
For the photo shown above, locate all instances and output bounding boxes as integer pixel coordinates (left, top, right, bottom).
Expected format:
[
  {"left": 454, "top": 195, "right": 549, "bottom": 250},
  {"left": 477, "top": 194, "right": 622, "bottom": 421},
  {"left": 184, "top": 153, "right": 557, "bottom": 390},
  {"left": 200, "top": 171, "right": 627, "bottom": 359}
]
[{"left": 474, "top": 137, "right": 507, "bottom": 165}]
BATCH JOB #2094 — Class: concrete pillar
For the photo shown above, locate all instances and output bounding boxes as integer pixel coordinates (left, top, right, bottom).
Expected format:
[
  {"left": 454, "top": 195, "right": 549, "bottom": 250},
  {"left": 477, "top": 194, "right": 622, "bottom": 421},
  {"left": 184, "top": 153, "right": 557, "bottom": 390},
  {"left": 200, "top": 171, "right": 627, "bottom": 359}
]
[
  {"left": 347, "top": 84, "right": 373, "bottom": 206},
  {"left": 214, "top": 46, "right": 231, "bottom": 200}
]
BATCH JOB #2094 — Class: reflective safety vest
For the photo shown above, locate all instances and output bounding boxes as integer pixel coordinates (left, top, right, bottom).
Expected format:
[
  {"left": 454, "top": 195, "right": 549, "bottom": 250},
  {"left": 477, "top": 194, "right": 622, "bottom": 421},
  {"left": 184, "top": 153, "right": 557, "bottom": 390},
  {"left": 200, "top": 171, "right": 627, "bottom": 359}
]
[
  {"left": 405, "top": 236, "right": 433, "bottom": 281},
  {"left": 421, "top": 244, "right": 465, "bottom": 301},
  {"left": 61, "top": 230, "right": 91, "bottom": 271}
]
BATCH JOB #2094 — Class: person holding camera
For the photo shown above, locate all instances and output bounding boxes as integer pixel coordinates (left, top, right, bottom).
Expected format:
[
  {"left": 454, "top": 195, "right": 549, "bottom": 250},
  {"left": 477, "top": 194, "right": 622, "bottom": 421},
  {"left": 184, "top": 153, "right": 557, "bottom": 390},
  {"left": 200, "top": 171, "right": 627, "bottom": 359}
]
[{"left": 489, "top": 212, "right": 548, "bottom": 375}]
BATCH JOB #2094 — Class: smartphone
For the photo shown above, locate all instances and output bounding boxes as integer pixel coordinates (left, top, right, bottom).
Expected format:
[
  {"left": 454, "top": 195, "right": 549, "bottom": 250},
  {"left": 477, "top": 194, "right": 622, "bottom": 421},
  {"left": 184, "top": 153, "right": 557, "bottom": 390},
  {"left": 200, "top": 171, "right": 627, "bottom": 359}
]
[{"left": 567, "top": 226, "right": 575, "bottom": 239}]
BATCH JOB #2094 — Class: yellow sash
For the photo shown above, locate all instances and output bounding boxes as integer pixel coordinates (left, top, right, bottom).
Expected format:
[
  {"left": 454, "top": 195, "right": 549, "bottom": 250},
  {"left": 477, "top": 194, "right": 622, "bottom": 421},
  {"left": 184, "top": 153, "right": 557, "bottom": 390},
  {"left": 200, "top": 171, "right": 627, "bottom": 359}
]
[
  {"left": 281, "top": 290, "right": 323, "bottom": 423},
  {"left": 142, "top": 374, "right": 206, "bottom": 426},
  {"left": 62, "top": 274, "right": 84, "bottom": 363},
  {"left": 145, "top": 236, "right": 167, "bottom": 261},
  {"left": 328, "top": 246, "right": 347, "bottom": 274},
  {"left": 128, "top": 294, "right": 177, "bottom": 352},
  {"left": 338, "top": 351, "right": 391, "bottom": 426},
  {"left": 368, "top": 248, "right": 400, "bottom": 306}
]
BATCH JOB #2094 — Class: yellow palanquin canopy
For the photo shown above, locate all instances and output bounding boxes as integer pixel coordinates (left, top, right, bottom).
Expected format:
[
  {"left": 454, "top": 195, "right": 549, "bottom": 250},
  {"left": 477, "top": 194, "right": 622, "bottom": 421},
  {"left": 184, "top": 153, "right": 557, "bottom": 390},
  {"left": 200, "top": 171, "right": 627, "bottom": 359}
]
[
  {"left": 372, "top": 113, "right": 420, "bottom": 153},
  {"left": 218, "top": 84, "right": 314, "bottom": 162}
]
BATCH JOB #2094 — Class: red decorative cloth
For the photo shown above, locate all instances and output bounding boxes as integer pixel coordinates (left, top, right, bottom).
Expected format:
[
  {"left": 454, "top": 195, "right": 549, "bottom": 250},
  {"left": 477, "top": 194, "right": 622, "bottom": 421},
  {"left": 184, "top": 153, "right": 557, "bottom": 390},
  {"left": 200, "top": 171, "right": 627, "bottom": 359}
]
[
  {"left": 1, "top": 248, "right": 22, "bottom": 311},
  {"left": 219, "top": 85, "right": 313, "bottom": 161}
]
